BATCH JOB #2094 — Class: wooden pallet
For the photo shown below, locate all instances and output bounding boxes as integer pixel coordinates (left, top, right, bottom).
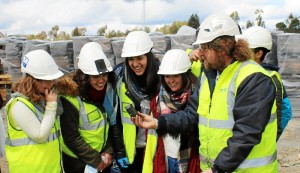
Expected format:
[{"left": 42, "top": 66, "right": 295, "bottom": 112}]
[
  {"left": 0, "top": 74, "right": 13, "bottom": 84},
  {"left": 0, "top": 74, "right": 13, "bottom": 103}
]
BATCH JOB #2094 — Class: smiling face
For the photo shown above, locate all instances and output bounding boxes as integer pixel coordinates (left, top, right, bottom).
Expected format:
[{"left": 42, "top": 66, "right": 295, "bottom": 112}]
[
  {"left": 164, "top": 74, "right": 183, "bottom": 92},
  {"left": 89, "top": 73, "right": 108, "bottom": 91},
  {"left": 127, "top": 55, "right": 147, "bottom": 76}
]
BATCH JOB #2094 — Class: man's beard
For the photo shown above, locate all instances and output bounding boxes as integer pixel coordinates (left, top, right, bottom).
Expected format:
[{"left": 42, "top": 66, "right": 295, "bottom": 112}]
[
  {"left": 203, "top": 60, "right": 213, "bottom": 71},
  {"left": 203, "top": 55, "right": 226, "bottom": 72}
]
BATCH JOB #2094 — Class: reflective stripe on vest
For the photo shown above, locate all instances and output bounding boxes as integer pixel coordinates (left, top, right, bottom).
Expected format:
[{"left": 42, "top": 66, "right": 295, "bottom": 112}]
[
  {"left": 6, "top": 130, "right": 60, "bottom": 147},
  {"left": 197, "top": 60, "right": 277, "bottom": 172},
  {"left": 61, "top": 96, "right": 108, "bottom": 158},
  {"left": 5, "top": 96, "right": 61, "bottom": 173},
  {"left": 77, "top": 97, "right": 106, "bottom": 130},
  {"left": 142, "top": 129, "right": 158, "bottom": 173},
  {"left": 116, "top": 78, "right": 137, "bottom": 164},
  {"left": 5, "top": 97, "right": 60, "bottom": 147},
  {"left": 199, "top": 151, "right": 277, "bottom": 169},
  {"left": 198, "top": 61, "right": 277, "bottom": 128}
]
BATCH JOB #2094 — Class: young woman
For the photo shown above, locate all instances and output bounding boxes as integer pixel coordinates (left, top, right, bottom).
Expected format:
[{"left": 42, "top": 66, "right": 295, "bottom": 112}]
[
  {"left": 113, "top": 31, "right": 160, "bottom": 173},
  {"left": 142, "top": 49, "right": 199, "bottom": 173},
  {"left": 56, "top": 42, "right": 118, "bottom": 173},
  {"left": 5, "top": 49, "right": 63, "bottom": 173}
]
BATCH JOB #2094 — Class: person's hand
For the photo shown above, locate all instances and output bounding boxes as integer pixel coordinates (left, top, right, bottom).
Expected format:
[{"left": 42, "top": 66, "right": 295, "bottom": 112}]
[
  {"left": 202, "top": 168, "right": 213, "bottom": 173},
  {"left": 117, "top": 157, "right": 129, "bottom": 168},
  {"left": 189, "top": 49, "right": 201, "bottom": 62},
  {"left": 131, "top": 112, "right": 158, "bottom": 129},
  {"left": 45, "top": 88, "right": 57, "bottom": 102},
  {"left": 97, "top": 153, "right": 113, "bottom": 172}
]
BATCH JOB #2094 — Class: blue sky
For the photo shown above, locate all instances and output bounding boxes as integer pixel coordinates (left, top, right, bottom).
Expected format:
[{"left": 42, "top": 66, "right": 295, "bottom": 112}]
[{"left": 0, "top": 0, "right": 298, "bottom": 35}]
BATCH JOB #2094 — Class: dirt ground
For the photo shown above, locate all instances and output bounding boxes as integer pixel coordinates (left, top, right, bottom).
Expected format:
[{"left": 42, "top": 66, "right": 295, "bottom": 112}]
[
  {"left": 0, "top": 97, "right": 299, "bottom": 173},
  {"left": 278, "top": 97, "right": 300, "bottom": 173}
]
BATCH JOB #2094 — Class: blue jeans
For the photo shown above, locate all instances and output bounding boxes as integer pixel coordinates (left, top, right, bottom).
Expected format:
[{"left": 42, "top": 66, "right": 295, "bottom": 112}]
[{"left": 168, "top": 156, "right": 179, "bottom": 173}]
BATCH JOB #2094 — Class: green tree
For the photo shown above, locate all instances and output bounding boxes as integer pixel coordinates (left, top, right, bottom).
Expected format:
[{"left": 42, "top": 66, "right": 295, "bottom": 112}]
[
  {"left": 97, "top": 25, "right": 107, "bottom": 36},
  {"left": 156, "top": 21, "right": 186, "bottom": 34},
  {"left": 71, "top": 27, "right": 86, "bottom": 37},
  {"left": 36, "top": 31, "right": 47, "bottom": 40},
  {"left": 125, "top": 29, "right": 131, "bottom": 35},
  {"left": 156, "top": 24, "right": 170, "bottom": 34},
  {"left": 128, "top": 26, "right": 150, "bottom": 33},
  {"left": 57, "top": 31, "right": 71, "bottom": 40},
  {"left": 255, "top": 9, "right": 265, "bottom": 27},
  {"left": 230, "top": 11, "right": 240, "bottom": 23},
  {"left": 79, "top": 27, "right": 86, "bottom": 36},
  {"left": 246, "top": 20, "right": 254, "bottom": 28},
  {"left": 48, "top": 25, "right": 59, "bottom": 40},
  {"left": 106, "top": 30, "right": 116, "bottom": 38},
  {"left": 131, "top": 27, "right": 143, "bottom": 32},
  {"left": 286, "top": 14, "right": 300, "bottom": 33},
  {"left": 288, "top": 18, "right": 300, "bottom": 33},
  {"left": 144, "top": 26, "right": 151, "bottom": 33},
  {"left": 105, "top": 30, "right": 126, "bottom": 38},
  {"left": 26, "top": 34, "right": 36, "bottom": 40},
  {"left": 276, "top": 13, "right": 300, "bottom": 33},
  {"left": 115, "top": 30, "right": 126, "bottom": 37},
  {"left": 26, "top": 31, "right": 48, "bottom": 40},
  {"left": 276, "top": 22, "right": 287, "bottom": 31},
  {"left": 187, "top": 13, "right": 200, "bottom": 29},
  {"left": 72, "top": 27, "right": 80, "bottom": 36},
  {"left": 170, "top": 21, "right": 187, "bottom": 34}
]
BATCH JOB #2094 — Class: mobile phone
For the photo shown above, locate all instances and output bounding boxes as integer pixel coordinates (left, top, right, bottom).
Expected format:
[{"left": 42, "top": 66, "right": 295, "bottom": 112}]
[{"left": 125, "top": 104, "right": 137, "bottom": 117}]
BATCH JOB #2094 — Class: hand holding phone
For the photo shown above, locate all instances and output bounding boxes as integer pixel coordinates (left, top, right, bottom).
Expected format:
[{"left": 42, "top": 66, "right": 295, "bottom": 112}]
[{"left": 125, "top": 104, "right": 137, "bottom": 117}]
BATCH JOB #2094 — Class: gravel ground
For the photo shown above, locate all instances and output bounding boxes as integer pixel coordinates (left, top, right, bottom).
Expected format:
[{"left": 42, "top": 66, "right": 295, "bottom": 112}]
[{"left": 278, "top": 96, "right": 300, "bottom": 173}]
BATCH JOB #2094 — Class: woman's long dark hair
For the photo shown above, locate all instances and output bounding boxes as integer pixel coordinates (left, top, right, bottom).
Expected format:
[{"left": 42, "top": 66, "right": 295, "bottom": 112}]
[
  {"left": 73, "top": 69, "right": 116, "bottom": 102},
  {"left": 125, "top": 51, "right": 160, "bottom": 97}
]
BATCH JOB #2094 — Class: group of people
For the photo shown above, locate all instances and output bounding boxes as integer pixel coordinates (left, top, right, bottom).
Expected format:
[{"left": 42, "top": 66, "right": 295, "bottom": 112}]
[{"left": 0, "top": 13, "right": 292, "bottom": 173}]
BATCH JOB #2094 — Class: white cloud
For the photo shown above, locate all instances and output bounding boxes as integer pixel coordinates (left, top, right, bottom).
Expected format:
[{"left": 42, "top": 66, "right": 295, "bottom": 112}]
[{"left": 0, "top": 0, "right": 299, "bottom": 35}]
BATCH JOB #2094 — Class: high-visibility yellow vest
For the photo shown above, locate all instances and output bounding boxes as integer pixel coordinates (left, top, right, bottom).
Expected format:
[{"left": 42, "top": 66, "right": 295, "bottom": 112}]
[
  {"left": 191, "top": 61, "right": 202, "bottom": 77},
  {"left": 186, "top": 48, "right": 202, "bottom": 77},
  {"left": 116, "top": 79, "right": 138, "bottom": 164},
  {"left": 61, "top": 96, "right": 108, "bottom": 158},
  {"left": 197, "top": 60, "right": 278, "bottom": 172},
  {"left": 142, "top": 128, "right": 158, "bottom": 173},
  {"left": 267, "top": 70, "right": 284, "bottom": 140},
  {"left": 5, "top": 97, "right": 62, "bottom": 173}
]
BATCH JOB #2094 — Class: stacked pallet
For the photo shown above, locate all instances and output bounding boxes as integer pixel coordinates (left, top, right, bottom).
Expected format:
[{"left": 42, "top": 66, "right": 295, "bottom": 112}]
[
  {"left": 0, "top": 59, "right": 12, "bottom": 104},
  {"left": 276, "top": 33, "right": 300, "bottom": 97}
]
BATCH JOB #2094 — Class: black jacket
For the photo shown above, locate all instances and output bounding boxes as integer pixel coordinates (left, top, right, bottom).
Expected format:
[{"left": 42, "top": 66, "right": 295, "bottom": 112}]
[
  {"left": 157, "top": 64, "right": 276, "bottom": 173},
  {"left": 56, "top": 74, "right": 121, "bottom": 172}
]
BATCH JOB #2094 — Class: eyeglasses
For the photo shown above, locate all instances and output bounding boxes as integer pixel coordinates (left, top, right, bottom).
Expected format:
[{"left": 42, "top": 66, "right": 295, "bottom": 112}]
[
  {"left": 199, "top": 45, "right": 211, "bottom": 54},
  {"left": 90, "top": 73, "right": 108, "bottom": 80}
]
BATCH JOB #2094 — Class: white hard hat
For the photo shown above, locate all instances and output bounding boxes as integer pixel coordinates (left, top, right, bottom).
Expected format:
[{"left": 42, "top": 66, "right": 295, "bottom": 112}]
[
  {"left": 193, "top": 14, "right": 240, "bottom": 45},
  {"left": 77, "top": 42, "right": 113, "bottom": 75},
  {"left": 121, "top": 31, "right": 153, "bottom": 57},
  {"left": 21, "top": 49, "right": 63, "bottom": 80},
  {"left": 241, "top": 26, "right": 272, "bottom": 50},
  {"left": 157, "top": 49, "right": 191, "bottom": 75}
]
